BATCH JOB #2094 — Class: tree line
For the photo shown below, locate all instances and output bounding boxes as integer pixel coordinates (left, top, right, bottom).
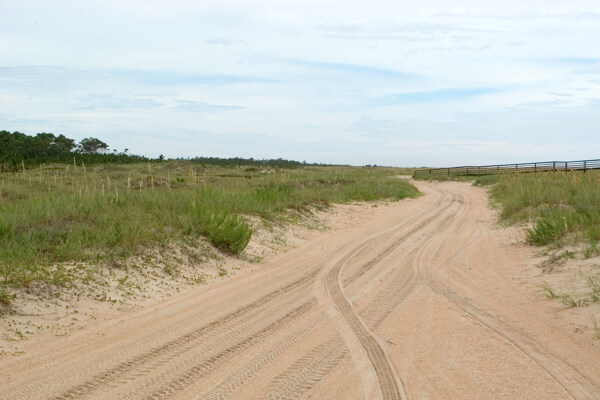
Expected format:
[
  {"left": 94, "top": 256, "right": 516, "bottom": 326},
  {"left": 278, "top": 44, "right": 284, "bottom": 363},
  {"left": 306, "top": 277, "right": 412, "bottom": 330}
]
[
  {"left": 0, "top": 130, "right": 150, "bottom": 171},
  {"left": 1, "top": 130, "right": 336, "bottom": 172}
]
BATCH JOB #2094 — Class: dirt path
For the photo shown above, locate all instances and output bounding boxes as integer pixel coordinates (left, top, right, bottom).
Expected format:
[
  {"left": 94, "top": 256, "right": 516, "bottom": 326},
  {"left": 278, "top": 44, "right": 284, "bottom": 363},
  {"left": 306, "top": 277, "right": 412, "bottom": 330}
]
[{"left": 2, "top": 180, "right": 600, "bottom": 399}]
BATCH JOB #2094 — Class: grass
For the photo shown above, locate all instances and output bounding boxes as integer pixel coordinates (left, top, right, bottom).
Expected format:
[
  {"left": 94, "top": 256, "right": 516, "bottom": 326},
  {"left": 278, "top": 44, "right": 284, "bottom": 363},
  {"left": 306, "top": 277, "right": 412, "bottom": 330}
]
[
  {"left": 541, "top": 281, "right": 560, "bottom": 299},
  {"left": 472, "top": 171, "right": 600, "bottom": 251},
  {"left": 0, "top": 162, "right": 419, "bottom": 290},
  {"left": 419, "top": 168, "right": 600, "bottom": 338},
  {"left": 539, "top": 271, "right": 600, "bottom": 309},
  {"left": 591, "top": 314, "right": 600, "bottom": 340},
  {"left": 587, "top": 274, "right": 600, "bottom": 302}
]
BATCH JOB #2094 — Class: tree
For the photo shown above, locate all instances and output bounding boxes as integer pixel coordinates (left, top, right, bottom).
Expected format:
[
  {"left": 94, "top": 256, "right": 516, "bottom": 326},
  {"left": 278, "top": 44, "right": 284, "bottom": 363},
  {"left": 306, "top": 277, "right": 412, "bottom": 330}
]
[
  {"left": 77, "top": 137, "right": 108, "bottom": 154},
  {"left": 52, "top": 134, "right": 76, "bottom": 156}
]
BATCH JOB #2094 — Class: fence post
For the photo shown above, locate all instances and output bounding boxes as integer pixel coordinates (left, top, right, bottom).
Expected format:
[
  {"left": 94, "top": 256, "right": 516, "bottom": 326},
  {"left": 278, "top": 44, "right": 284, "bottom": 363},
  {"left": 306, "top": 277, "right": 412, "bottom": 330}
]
[
  {"left": 447, "top": 168, "right": 450, "bottom": 176},
  {"left": 584, "top": 160, "right": 587, "bottom": 172},
  {"left": 466, "top": 166, "right": 469, "bottom": 176},
  {"left": 553, "top": 161, "right": 555, "bottom": 171},
  {"left": 534, "top": 163, "right": 537, "bottom": 173}
]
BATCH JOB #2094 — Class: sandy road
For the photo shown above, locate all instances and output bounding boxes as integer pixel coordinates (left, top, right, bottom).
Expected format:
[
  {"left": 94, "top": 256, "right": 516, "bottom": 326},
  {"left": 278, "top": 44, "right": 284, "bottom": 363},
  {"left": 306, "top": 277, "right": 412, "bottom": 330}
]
[{"left": 2, "top": 180, "right": 600, "bottom": 399}]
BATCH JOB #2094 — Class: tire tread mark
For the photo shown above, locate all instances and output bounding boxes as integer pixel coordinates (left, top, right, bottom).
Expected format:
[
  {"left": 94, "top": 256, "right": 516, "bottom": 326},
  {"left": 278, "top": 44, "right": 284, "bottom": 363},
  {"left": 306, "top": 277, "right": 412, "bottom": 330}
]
[
  {"left": 198, "top": 314, "right": 330, "bottom": 400},
  {"left": 343, "top": 192, "right": 449, "bottom": 287},
  {"left": 326, "top": 250, "right": 404, "bottom": 399},
  {"left": 51, "top": 272, "right": 316, "bottom": 400},
  {"left": 145, "top": 300, "right": 316, "bottom": 400},
  {"left": 418, "top": 187, "right": 600, "bottom": 400},
  {"left": 262, "top": 187, "right": 452, "bottom": 400},
  {"left": 266, "top": 336, "right": 347, "bottom": 400}
]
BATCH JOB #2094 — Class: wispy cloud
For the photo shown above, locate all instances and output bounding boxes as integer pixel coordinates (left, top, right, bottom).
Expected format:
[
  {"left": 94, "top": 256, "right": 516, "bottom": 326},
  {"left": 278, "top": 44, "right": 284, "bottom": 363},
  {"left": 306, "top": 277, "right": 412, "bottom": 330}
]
[
  {"left": 117, "top": 70, "right": 278, "bottom": 86},
  {"left": 288, "top": 60, "right": 417, "bottom": 80},
  {"left": 205, "top": 38, "right": 233, "bottom": 45},
  {"left": 76, "top": 94, "right": 161, "bottom": 110},
  {"left": 374, "top": 88, "right": 497, "bottom": 105},
  {"left": 0, "top": 66, "right": 277, "bottom": 89},
  {"left": 173, "top": 100, "right": 245, "bottom": 113},
  {"left": 543, "top": 57, "right": 599, "bottom": 66}
]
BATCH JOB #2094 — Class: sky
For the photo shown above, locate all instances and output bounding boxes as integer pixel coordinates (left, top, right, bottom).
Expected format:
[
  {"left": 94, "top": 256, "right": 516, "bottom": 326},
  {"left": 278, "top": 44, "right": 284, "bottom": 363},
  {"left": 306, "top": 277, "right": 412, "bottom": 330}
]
[{"left": 1, "top": 0, "right": 599, "bottom": 167}]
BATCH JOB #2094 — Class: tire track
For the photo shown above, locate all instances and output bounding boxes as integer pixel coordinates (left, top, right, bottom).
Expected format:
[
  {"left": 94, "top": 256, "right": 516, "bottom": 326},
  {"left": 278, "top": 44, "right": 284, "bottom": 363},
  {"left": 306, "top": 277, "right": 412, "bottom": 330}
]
[
  {"left": 342, "top": 187, "right": 448, "bottom": 287},
  {"left": 49, "top": 272, "right": 317, "bottom": 400},
  {"left": 321, "top": 188, "right": 458, "bottom": 399},
  {"left": 415, "top": 184, "right": 600, "bottom": 400},
  {"left": 143, "top": 300, "right": 316, "bottom": 399},
  {"left": 262, "top": 188, "right": 455, "bottom": 400},
  {"left": 197, "top": 314, "right": 331, "bottom": 400},
  {"left": 266, "top": 336, "right": 348, "bottom": 400},
  {"left": 264, "top": 260, "right": 418, "bottom": 400},
  {"left": 358, "top": 257, "right": 418, "bottom": 330},
  {"left": 325, "top": 241, "right": 404, "bottom": 400},
  {"left": 109, "top": 280, "right": 316, "bottom": 393}
]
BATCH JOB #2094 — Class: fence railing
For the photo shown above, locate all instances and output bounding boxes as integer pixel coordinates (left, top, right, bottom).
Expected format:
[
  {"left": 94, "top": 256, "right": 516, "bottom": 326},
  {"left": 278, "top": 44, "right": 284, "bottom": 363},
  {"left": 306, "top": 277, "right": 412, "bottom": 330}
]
[{"left": 413, "top": 158, "right": 600, "bottom": 179}]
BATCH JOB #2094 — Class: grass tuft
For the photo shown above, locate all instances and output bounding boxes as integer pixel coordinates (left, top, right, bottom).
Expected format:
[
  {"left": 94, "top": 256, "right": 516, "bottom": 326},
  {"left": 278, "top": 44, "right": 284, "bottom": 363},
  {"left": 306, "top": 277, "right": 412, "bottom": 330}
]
[
  {"left": 0, "top": 286, "right": 15, "bottom": 306},
  {"left": 586, "top": 274, "right": 600, "bottom": 303},
  {"left": 541, "top": 281, "right": 560, "bottom": 299},
  {"left": 591, "top": 314, "right": 600, "bottom": 340}
]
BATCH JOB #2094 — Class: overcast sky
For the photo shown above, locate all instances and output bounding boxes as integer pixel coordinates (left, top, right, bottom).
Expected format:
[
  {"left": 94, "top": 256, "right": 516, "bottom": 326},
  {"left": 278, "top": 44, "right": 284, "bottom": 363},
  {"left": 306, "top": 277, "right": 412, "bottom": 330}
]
[{"left": 1, "top": 1, "right": 599, "bottom": 166}]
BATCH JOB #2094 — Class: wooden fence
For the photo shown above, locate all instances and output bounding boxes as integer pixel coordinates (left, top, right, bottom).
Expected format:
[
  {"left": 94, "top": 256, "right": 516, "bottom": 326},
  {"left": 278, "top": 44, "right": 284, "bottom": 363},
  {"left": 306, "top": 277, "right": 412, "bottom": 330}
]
[{"left": 413, "top": 158, "right": 600, "bottom": 179}]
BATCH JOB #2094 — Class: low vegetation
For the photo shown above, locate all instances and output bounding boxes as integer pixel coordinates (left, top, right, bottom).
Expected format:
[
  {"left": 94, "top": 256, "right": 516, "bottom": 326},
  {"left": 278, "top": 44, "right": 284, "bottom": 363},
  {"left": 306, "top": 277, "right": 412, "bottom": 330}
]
[
  {"left": 467, "top": 170, "right": 600, "bottom": 336},
  {"left": 0, "top": 161, "right": 418, "bottom": 296},
  {"left": 473, "top": 171, "right": 600, "bottom": 256}
]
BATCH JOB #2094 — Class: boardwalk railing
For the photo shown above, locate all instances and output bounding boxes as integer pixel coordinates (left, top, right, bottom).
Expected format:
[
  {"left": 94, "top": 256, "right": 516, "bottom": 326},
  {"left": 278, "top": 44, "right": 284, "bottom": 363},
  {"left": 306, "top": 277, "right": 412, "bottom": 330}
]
[{"left": 413, "top": 158, "right": 600, "bottom": 179}]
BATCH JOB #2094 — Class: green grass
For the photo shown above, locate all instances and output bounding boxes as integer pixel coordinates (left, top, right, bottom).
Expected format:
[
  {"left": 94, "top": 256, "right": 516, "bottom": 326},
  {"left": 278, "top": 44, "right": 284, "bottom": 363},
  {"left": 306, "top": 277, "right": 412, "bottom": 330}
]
[
  {"left": 540, "top": 271, "right": 600, "bottom": 309},
  {"left": 0, "top": 162, "right": 419, "bottom": 289},
  {"left": 591, "top": 314, "right": 600, "bottom": 340},
  {"left": 473, "top": 171, "right": 600, "bottom": 250}
]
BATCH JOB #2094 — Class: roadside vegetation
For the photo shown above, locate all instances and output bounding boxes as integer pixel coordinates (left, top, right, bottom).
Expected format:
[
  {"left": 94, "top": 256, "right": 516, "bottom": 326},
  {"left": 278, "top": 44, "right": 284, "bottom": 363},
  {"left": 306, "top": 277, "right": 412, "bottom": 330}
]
[
  {"left": 473, "top": 171, "right": 600, "bottom": 323},
  {"left": 473, "top": 171, "right": 600, "bottom": 255},
  {"left": 0, "top": 160, "right": 418, "bottom": 300},
  {"left": 417, "top": 169, "right": 600, "bottom": 333},
  {"left": 416, "top": 169, "right": 600, "bottom": 254}
]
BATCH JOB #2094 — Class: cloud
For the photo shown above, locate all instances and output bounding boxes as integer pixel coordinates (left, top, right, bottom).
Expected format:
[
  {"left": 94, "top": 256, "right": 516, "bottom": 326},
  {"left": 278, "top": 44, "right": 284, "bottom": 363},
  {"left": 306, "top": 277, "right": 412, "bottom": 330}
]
[
  {"left": 544, "top": 57, "right": 599, "bottom": 66},
  {"left": 0, "top": 113, "right": 48, "bottom": 125},
  {"left": 373, "top": 88, "right": 497, "bottom": 105},
  {"left": 0, "top": 66, "right": 277, "bottom": 90},
  {"left": 549, "top": 92, "right": 573, "bottom": 97},
  {"left": 205, "top": 38, "right": 233, "bottom": 45},
  {"left": 77, "top": 94, "right": 161, "bottom": 110},
  {"left": 315, "top": 20, "right": 533, "bottom": 39},
  {"left": 173, "top": 100, "right": 245, "bottom": 113},
  {"left": 287, "top": 60, "right": 417, "bottom": 80}
]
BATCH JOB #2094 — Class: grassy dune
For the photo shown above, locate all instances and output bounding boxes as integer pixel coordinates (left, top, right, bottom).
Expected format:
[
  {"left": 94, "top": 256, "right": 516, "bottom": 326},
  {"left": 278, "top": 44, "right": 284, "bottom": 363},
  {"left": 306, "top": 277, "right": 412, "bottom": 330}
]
[
  {"left": 0, "top": 162, "right": 418, "bottom": 292},
  {"left": 474, "top": 171, "right": 600, "bottom": 255}
]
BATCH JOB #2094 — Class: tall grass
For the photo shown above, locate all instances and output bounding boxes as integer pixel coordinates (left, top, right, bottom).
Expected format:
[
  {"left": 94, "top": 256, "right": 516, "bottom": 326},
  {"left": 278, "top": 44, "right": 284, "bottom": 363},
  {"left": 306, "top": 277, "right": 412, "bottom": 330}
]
[
  {"left": 474, "top": 171, "right": 600, "bottom": 250},
  {"left": 0, "top": 162, "right": 418, "bottom": 288}
]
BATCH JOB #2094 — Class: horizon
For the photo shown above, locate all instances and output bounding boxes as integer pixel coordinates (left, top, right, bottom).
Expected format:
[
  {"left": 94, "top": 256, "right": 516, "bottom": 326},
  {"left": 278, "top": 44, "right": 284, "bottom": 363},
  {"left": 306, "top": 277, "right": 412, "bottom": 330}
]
[{"left": 1, "top": 1, "right": 599, "bottom": 167}]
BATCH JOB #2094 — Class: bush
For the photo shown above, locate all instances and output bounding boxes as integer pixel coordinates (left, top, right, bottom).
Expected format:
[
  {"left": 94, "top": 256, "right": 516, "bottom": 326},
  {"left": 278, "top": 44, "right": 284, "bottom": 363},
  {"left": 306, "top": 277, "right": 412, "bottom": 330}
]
[
  {"left": 194, "top": 208, "right": 252, "bottom": 254},
  {"left": 528, "top": 214, "right": 567, "bottom": 245}
]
